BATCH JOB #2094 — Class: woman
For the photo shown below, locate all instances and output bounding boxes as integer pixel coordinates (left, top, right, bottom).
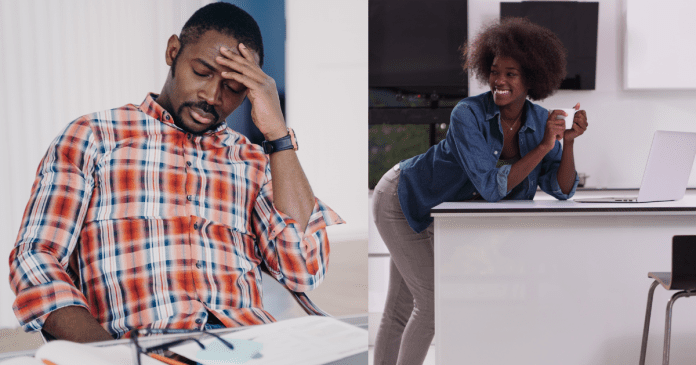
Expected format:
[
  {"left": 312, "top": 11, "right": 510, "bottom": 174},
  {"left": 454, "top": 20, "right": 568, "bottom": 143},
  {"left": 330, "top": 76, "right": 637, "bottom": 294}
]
[{"left": 372, "top": 17, "right": 588, "bottom": 365}]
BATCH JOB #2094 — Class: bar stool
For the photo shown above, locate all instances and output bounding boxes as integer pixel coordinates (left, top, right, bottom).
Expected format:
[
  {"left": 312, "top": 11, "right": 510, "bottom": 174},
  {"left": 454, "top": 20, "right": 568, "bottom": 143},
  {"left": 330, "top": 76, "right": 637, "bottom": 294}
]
[{"left": 639, "top": 235, "right": 696, "bottom": 365}]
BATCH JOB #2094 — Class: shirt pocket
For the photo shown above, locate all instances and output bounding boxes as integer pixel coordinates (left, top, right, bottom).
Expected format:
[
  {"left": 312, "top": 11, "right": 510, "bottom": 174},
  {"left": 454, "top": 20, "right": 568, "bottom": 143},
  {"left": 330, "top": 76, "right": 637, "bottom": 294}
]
[{"left": 195, "top": 158, "right": 265, "bottom": 236}]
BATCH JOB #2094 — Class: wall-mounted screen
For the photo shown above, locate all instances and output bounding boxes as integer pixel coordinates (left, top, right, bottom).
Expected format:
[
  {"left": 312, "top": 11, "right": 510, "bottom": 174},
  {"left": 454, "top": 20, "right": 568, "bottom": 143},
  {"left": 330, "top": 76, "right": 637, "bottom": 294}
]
[
  {"left": 501, "top": 1, "right": 599, "bottom": 90},
  {"left": 369, "top": 0, "right": 468, "bottom": 98}
]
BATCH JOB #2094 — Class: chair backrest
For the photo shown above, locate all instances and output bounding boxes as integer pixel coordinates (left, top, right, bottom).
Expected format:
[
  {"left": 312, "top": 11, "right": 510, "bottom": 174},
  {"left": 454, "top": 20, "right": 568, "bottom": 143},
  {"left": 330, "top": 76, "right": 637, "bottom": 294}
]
[{"left": 671, "top": 235, "right": 696, "bottom": 289}]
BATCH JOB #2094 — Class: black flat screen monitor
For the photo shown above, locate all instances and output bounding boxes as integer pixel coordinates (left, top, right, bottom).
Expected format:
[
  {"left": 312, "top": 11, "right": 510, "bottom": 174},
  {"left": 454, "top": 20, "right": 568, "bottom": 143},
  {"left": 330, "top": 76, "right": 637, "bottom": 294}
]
[
  {"left": 501, "top": 1, "right": 599, "bottom": 90},
  {"left": 369, "top": 0, "right": 468, "bottom": 98}
]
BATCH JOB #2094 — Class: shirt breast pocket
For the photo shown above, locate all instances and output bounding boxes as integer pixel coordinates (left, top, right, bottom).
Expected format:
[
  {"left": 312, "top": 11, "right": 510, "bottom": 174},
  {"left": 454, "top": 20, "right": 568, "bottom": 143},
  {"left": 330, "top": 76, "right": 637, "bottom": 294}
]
[{"left": 198, "top": 160, "right": 265, "bottom": 235}]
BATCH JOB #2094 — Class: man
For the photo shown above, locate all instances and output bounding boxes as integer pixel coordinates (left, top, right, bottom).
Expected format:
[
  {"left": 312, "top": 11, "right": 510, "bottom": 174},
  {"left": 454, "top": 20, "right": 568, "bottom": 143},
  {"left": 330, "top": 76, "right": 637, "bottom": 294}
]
[{"left": 9, "top": 2, "right": 342, "bottom": 342}]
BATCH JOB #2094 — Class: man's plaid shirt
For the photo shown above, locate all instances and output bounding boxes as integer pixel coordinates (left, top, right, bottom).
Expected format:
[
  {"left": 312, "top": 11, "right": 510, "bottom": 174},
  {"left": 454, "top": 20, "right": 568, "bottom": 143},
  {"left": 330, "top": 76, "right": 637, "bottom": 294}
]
[{"left": 9, "top": 94, "right": 343, "bottom": 338}]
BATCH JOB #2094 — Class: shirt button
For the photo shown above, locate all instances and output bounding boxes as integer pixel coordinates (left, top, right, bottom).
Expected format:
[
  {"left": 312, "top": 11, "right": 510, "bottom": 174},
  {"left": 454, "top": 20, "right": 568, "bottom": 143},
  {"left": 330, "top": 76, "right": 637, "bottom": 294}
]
[
  {"left": 473, "top": 192, "right": 477, "bottom": 195},
  {"left": 187, "top": 195, "right": 193, "bottom": 201},
  {"left": 494, "top": 151, "right": 499, "bottom": 155},
  {"left": 196, "top": 261, "right": 202, "bottom": 269},
  {"left": 186, "top": 161, "right": 192, "bottom": 167},
  {"left": 195, "top": 318, "right": 203, "bottom": 324}
]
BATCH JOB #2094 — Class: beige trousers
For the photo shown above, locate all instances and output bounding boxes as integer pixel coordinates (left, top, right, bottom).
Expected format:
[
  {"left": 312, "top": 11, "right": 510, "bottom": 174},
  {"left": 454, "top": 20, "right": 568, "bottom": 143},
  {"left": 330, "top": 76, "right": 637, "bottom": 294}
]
[{"left": 372, "top": 165, "right": 435, "bottom": 365}]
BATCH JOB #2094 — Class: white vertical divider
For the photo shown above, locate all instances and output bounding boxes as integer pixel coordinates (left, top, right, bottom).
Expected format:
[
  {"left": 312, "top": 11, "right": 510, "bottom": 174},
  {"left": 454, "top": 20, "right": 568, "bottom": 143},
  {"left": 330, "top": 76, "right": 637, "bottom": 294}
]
[
  {"left": 285, "top": 0, "right": 369, "bottom": 242},
  {"left": 0, "top": 0, "right": 208, "bottom": 329}
]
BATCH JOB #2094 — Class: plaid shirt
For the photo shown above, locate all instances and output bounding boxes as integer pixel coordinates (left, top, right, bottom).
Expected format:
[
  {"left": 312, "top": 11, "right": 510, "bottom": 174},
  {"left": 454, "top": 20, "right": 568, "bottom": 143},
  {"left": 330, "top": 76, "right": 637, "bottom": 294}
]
[{"left": 9, "top": 94, "right": 343, "bottom": 338}]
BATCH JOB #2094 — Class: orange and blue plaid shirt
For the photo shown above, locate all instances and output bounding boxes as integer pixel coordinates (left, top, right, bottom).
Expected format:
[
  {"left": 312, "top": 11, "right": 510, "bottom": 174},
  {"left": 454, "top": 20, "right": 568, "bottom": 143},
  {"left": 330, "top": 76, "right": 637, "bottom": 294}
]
[{"left": 9, "top": 94, "right": 344, "bottom": 338}]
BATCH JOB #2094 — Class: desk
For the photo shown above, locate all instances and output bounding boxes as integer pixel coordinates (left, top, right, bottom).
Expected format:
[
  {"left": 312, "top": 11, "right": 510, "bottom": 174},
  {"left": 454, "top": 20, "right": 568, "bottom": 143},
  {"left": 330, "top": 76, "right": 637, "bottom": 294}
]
[
  {"left": 431, "top": 195, "right": 696, "bottom": 365},
  {"left": 0, "top": 315, "right": 367, "bottom": 364}
]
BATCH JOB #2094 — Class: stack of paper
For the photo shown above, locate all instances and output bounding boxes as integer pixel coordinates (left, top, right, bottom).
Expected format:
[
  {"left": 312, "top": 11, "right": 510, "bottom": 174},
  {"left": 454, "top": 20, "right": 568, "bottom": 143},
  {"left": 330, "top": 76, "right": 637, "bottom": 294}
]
[
  {"left": 0, "top": 341, "right": 166, "bottom": 365},
  {"left": 0, "top": 316, "right": 367, "bottom": 365},
  {"left": 170, "top": 316, "right": 367, "bottom": 365}
]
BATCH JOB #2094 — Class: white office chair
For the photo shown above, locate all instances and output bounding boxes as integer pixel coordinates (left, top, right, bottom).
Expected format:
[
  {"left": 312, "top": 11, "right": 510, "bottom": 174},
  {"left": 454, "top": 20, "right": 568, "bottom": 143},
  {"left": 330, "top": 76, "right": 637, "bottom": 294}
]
[{"left": 260, "top": 269, "right": 329, "bottom": 320}]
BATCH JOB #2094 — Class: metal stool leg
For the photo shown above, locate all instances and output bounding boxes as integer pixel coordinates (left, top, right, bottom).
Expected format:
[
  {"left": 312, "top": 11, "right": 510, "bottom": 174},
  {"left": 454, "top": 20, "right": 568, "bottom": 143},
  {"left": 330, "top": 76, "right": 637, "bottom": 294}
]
[
  {"left": 640, "top": 280, "right": 660, "bottom": 365},
  {"left": 662, "top": 290, "right": 696, "bottom": 365}
]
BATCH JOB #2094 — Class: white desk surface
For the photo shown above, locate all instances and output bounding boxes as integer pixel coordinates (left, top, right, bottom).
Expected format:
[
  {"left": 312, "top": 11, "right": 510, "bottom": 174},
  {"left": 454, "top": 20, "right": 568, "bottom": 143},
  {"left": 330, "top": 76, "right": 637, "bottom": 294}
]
[{"left": 432, "top": 195, "right": 696, "bottom": 216}]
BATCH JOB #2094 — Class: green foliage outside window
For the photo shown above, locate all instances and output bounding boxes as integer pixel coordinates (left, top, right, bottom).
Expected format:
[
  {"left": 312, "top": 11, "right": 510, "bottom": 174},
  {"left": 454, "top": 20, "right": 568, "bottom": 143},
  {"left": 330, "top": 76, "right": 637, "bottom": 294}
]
[{"left": 369, "top": 124, "right": 448, "bottom": 189}]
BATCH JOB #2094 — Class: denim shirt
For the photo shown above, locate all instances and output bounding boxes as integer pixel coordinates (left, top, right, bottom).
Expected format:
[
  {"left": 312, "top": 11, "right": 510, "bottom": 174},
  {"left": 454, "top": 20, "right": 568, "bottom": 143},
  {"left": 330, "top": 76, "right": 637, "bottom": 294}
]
[{"left": 397, "top": 91, "right": 579, "bottom": 233}]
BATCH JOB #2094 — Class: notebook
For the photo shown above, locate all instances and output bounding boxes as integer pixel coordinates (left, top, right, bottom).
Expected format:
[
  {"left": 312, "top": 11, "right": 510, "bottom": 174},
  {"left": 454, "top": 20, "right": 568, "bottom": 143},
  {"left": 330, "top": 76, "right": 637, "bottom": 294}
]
[{"left": 575, "top": 130, "right": 696, "bottom": 203}]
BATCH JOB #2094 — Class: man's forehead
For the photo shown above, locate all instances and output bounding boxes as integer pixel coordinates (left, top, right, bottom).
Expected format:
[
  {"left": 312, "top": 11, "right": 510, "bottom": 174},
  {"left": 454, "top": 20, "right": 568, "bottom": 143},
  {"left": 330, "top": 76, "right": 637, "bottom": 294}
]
[
  {"left": 186, "top": 30, "right": 260, "bottom": 65},
  {"left": 189, "top": 31, "right": 238, "bottom": 57}
]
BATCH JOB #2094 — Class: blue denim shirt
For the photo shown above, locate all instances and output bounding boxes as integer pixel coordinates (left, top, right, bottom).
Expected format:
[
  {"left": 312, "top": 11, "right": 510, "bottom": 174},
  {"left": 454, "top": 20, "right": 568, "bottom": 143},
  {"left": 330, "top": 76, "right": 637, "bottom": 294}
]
[{"left": 398, "top": 91, "right": 579, "bottom": 233}]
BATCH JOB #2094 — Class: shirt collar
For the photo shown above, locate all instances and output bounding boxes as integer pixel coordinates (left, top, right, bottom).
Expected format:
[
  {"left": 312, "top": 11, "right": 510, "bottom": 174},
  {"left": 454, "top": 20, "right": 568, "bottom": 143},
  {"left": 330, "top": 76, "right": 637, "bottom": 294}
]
[
  {"left": 484, "top": 91, "right": 500, "bottom": 121},
  {"left": 484, "top": 91, "right": 537, "bottom": 132},
  {"left": 138, "top": 93, "right": 228, "bottom": 135}
]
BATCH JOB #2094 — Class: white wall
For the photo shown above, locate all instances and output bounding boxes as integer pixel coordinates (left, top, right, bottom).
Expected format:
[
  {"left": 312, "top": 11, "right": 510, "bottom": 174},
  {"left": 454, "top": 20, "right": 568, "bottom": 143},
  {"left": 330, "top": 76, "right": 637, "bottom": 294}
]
[
  {"left": 286, "top": 0, "right": 368, "bottom": 242},
  {"left": 469, "top": 0, "right": 696, "bottom": 189},
  {"left": 625, "top": 0, "right": 696, "bottom": 89},
  {"left": 0, "top": 0, "right": 367, "bottom": 329}
]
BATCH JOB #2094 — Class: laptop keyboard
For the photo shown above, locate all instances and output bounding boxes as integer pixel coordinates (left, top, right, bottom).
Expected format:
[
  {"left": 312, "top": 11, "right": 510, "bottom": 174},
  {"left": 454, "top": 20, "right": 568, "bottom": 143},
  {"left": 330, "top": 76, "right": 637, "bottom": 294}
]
[{"left": 613, "top": 197, "right": 637, "bottom": 202}]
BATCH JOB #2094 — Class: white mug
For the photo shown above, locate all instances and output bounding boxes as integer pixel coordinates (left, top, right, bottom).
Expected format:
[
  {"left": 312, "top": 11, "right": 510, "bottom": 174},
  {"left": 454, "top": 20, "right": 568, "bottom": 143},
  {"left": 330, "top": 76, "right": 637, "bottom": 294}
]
[{"left": 554, "top": 108, "right": 577, "bottom": 129}]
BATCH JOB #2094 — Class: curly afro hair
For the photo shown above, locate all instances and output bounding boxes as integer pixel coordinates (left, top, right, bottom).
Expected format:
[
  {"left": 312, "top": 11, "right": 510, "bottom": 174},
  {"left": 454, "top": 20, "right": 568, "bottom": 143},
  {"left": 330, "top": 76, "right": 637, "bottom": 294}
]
[{"left": 463, "top": 17, "right": 567, "bottom": 101}]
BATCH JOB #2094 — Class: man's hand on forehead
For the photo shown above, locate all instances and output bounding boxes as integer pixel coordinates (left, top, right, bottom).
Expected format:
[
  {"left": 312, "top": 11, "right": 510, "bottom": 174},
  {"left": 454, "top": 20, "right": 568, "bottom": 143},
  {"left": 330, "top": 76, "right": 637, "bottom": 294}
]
[
  {"left": 216, "top": 43, "right": 286, "bottom": 140},
  {"left": 217, "top": 44, "right": 260, "bottom": 67}
]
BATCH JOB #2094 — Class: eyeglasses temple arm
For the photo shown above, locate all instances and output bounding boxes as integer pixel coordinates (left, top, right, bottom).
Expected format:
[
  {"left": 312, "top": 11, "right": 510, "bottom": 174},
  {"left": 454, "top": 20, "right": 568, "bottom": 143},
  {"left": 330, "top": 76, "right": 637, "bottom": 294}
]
[
  {"left": 203, "top": 332, "right": 235, "bottom": 350},
  {"left": 144, "top": 337, "right": 206, "bottom": 353}
]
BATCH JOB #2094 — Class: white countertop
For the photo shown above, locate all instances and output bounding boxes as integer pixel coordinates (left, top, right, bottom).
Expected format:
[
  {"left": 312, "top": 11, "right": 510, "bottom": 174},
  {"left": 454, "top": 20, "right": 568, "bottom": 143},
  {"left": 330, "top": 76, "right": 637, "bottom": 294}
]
[{"left": 431, "top": 195, "right": 696, "bottom": 216}]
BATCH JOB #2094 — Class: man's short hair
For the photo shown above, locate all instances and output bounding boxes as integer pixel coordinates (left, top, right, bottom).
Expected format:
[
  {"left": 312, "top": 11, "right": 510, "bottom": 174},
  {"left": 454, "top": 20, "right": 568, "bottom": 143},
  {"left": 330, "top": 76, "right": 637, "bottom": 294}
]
[{"left": 178, "top": 2, "right": 264, "bottom": 67}]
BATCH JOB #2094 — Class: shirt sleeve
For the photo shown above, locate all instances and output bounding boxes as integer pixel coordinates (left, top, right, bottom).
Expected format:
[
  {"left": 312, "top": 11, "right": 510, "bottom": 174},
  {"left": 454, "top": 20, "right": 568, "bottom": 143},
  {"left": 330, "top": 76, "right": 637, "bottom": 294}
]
[
  {"left": 9, "top": 117, "right": 97, "bottom": 331},
  {"left": 252, "top": 165, "right": 345, "bottom": 293},
  {"left": 537, "top": 140, "right": 579, "bottom": 199},
  {"left": 447, "top": 103, "right": 511, "bottom": 202}
]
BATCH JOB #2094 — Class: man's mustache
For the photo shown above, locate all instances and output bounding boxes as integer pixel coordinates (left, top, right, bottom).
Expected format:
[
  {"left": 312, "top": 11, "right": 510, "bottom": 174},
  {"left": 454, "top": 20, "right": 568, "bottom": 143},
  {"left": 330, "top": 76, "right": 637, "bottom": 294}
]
[{"left": 178, "top": 101, "right": 220, "bottom": 123}]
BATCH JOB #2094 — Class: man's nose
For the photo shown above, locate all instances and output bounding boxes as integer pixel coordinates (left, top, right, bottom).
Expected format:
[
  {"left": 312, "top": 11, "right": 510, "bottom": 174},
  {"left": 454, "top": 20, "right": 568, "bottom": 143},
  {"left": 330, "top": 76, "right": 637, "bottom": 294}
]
[{"left": 200, "top": 80, "right": 223, "bottom": 106}]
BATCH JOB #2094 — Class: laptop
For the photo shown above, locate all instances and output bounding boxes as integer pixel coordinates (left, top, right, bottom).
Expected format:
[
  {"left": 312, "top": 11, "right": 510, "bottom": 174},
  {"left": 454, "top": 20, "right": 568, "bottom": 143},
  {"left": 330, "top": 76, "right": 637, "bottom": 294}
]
[{"left": 575, "top": 130, "right": 696, "bottom": 203}]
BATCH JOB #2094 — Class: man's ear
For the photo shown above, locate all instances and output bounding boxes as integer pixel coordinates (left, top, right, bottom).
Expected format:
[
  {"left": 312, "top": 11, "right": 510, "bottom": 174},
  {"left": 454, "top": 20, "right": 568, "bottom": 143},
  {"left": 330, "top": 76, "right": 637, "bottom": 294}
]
[{"left": 165, "top": 35, "right": 181, "bottom": 66}]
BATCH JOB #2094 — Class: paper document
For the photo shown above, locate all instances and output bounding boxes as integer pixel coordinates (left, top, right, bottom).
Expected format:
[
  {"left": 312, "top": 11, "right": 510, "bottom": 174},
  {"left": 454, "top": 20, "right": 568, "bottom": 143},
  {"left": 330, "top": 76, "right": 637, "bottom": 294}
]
[
  {"left": 170, "top": 316, "right": 368, "bottom": 365},
  {"left": 34, "top": 341, "right": 166, "bottom": 365},
  {"left": 0, "top": 356, "right": 44, "bottom": 365}
]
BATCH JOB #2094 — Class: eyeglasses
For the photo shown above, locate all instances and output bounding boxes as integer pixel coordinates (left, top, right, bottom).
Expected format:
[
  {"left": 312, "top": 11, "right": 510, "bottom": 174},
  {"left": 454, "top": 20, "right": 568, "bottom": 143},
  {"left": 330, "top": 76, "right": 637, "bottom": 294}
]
[{"left": 129, "top": 328, "right": 235, "bottom": 365}]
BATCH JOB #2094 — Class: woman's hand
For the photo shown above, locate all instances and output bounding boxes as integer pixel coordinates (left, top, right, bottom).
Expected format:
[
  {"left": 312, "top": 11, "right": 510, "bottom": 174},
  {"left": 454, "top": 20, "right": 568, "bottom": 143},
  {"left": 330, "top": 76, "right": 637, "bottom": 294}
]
[
  {"left": 540, "top": 109, "right": 567, "bottom": 152},
  {"left": 564, "top": 103, "right": 588, "bottom": 142}
]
